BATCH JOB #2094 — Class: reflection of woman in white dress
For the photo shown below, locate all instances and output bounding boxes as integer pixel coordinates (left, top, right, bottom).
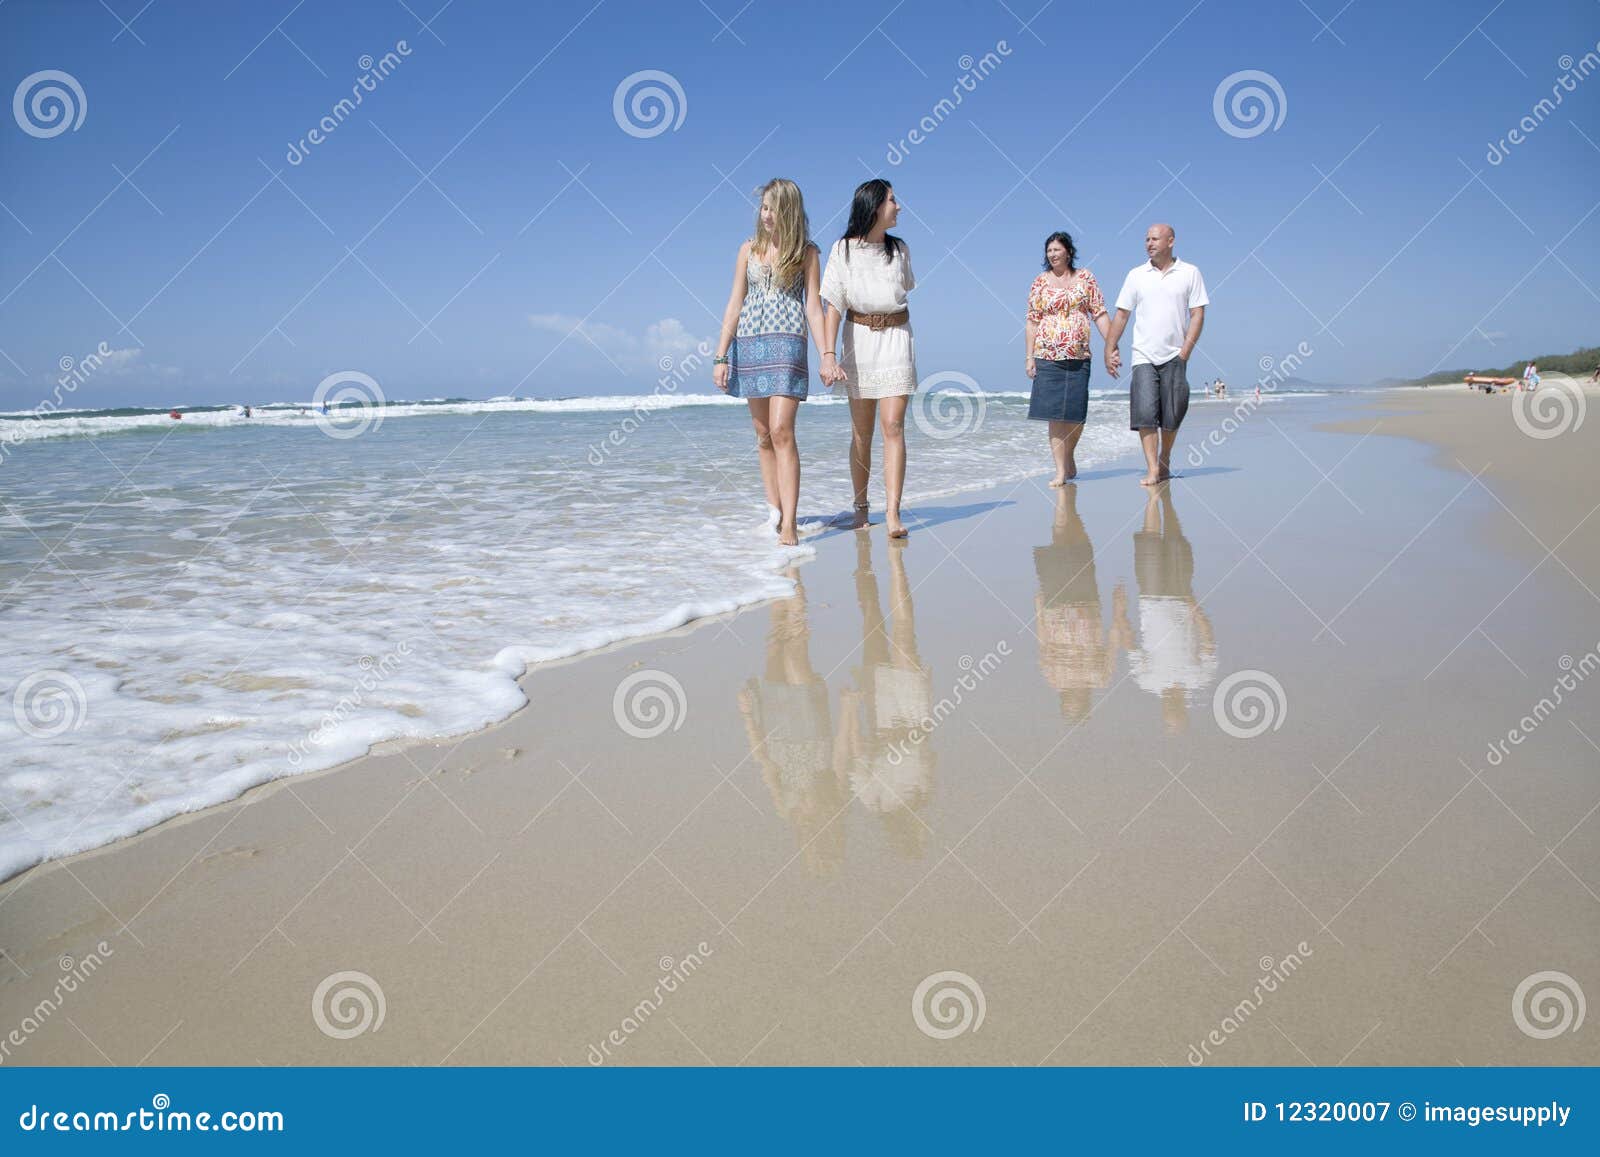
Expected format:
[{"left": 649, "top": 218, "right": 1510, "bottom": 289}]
[
  {"left": 738, "top": 571, "right": 845, "bottom": 875},
  {"left": 835, "top": 534, "right": 933, "bottom": 859},
  {"left": 819, "top": 179, "right": 918, "bottom": 539}
]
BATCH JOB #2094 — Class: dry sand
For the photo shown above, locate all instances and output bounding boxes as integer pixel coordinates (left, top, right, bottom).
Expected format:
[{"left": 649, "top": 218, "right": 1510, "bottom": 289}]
[{"left": 2, "top": 385, "right": 1596, "bottom": 1067}]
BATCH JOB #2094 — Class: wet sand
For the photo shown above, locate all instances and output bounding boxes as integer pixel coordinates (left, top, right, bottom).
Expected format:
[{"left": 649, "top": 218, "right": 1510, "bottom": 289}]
[{"left": 3, "top": 386, "right": 1596, "bottom": 1066}]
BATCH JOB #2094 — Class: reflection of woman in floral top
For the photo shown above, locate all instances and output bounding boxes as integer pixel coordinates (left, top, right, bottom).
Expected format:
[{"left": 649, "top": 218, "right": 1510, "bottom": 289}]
[{"left": 1024, "top": 232, "right": 1117, "bottom": 485}]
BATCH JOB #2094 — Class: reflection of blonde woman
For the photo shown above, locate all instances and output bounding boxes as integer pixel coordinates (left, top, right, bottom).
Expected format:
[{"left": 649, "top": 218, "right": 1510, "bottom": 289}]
[
  {"left": 1128, "top": 487, "right": 1217, "bottom": 733},
  {"left": 1034, "top": 486, "right": 1131, "bottom": 721},
  {"left": 835, "top": 535, "right": 933, "bottom": 858},
  {"left": 713, "top": 179, "right": 828, "bottom": 546},
  {"left": 738, "top": 571, "right": 844, "bottom": 874}
]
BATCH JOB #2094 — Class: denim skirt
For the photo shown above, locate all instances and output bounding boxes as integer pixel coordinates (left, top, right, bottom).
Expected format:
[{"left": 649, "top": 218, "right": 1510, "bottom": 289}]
[{"left": 1028, "top": 358, "right": 1091, "bottom": 423}]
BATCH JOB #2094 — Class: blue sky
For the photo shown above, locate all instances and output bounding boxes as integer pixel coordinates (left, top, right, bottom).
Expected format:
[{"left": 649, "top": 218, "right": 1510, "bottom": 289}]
[{"left": 0, "top": 0, "right": 1595, "bottom": 409}]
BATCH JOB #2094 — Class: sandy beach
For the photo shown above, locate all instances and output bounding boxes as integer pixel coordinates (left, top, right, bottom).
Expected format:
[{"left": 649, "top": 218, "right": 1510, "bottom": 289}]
[{"left": 3, "top": 384, "right": 1596, "bottom": 1067}]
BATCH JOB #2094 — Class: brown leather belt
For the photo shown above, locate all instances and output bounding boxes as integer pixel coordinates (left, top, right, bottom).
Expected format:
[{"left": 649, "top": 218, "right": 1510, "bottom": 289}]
[{"left": 846, "top": 307, "right": 909, "bottom": 331}]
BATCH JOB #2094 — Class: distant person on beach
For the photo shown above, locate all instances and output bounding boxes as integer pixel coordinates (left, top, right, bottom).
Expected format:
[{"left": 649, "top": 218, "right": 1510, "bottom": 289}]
[
  {"left": 169, "top": 409, "right": 181, "bottom": 420},
  {"left": 1522, "top": 360, "right": 1539, "bottom": 391},
  {"left": 1128, "top": 486, "right": 1217, "bottom": 733},
  {"left": 1024, "top": 231, "right": 1116, "bottom": 486},
  {"left": 242, "top": 405, "right": 251, "bottom": 418},
  {"left": 713, "top": 177, "right": 828, "bottom": 547},
  {"left": 820, "top": 179, "right": 918, "bottom": 538},
  {"left": 1033, "top": 485, "right": 1131, "bottom": 720},
  {"left": 1105, "top": 224, "right": 1209, "bottom": 486}
]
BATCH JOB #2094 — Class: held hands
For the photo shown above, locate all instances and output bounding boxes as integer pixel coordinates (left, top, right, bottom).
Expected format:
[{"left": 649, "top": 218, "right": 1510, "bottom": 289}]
[
  {"left": 820, "top": 352, "right": 847, "bottom": 386},
  {"left": 1104, "top": 346, "right": 1122, "bottom": 379}
]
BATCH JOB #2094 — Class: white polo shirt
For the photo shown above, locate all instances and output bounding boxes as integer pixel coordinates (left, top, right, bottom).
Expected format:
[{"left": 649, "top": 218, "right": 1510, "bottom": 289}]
[{"left": 1114, "top": 257, "right": 1209, "bottom": 366}]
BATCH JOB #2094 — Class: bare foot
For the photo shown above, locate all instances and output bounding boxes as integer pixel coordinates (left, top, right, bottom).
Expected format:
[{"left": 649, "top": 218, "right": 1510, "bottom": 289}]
[
  {"left": 886, "top": 513, "right": 909, "bottom": 539},
  {"left": 778, "top": 522, "right": 799, "bottom": 547},
  {"left": 1048, "top": 476, "right": 1067, "bottom": 488},
  {"left": 1139, "top": 474, "right": 1162, "bottom": 487},
  {"left": 850, "top": 503, "right": 869, "bottom": 530}
]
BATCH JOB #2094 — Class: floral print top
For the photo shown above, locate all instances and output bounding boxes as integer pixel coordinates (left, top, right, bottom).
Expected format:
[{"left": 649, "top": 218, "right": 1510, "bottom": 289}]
[{"left": 1027, "top": 269, "right": 1106, "bottom": 360}]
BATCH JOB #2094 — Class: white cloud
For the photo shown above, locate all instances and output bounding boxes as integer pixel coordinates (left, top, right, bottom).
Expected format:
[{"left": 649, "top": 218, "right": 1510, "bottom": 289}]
[{"left": 529, "top": 314, "right": 709, "bottom": 374}]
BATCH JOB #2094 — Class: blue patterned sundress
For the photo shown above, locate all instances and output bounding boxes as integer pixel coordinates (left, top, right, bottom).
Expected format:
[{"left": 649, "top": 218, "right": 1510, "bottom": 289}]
[{"left": 729, "top": 249, "right": 809, "bottom": 399}]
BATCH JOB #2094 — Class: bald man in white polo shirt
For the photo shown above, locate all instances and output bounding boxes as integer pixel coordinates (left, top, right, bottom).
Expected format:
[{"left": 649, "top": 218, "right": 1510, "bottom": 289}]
[{"left": 1105, "top": 224, "right": 1209, "bottom": 486}]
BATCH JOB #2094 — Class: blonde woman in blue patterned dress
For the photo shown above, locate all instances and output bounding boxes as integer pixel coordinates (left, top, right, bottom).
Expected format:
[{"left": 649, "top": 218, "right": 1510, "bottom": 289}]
[{"left": 713, "top": 178, "right": 829, "bottom": 547}]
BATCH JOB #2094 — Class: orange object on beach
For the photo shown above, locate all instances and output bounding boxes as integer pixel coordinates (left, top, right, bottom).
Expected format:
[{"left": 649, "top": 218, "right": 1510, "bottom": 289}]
[{"left": 1464, "top": 375, "right": 1515, "bottom": 386}]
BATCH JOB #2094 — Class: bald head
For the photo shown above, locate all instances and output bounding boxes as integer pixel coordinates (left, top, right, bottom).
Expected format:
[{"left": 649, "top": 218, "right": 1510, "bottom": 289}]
[{"left": 1144, "top": 223, "right": 1176, "bottom": 266}]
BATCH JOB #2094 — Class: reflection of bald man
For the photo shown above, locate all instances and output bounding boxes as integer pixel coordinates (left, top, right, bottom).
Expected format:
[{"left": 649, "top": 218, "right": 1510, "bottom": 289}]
[
  {"left": 1033, "top": 486, "right": 1131, "bottom": 721},
  {"left": 1127, "top": 487, "right": 1217, "bottom": 733}
]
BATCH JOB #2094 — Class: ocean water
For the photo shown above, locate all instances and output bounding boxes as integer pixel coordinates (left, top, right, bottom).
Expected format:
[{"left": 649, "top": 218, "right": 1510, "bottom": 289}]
[{"left": 0, "top": 387, "right": 1315, "bottom": 879}]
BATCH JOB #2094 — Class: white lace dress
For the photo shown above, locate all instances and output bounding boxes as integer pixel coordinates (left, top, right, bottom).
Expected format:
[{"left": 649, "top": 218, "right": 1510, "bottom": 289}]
[{"left": 819, "top": 239, "right": 918, "bottom": 399}]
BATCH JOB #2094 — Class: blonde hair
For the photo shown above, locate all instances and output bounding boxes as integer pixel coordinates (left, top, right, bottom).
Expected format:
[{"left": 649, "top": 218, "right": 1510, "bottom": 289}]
[{"left": 751, "top": 178, "right": 811, "bottom": 290}]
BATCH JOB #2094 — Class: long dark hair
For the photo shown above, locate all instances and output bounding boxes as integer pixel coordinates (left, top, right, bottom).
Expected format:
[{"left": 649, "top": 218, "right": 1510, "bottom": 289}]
[
  {"left": 840, "top": 178, "right": 902, "bottom": 265},
  {"left": 1041, "top": 231, "right": 1077, "bottom": 273}
]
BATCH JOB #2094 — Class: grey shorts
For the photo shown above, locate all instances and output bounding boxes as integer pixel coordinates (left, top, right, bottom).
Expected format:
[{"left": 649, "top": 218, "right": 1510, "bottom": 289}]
[{"left": 1130, "top": 357, "right": 1189, "bottom": 431}]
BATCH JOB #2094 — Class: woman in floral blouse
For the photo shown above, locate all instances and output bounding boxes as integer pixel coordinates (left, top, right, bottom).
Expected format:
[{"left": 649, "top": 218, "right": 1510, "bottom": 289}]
[{"left": 1025, "top": 232, "right": 1118, "bottom": 484}]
